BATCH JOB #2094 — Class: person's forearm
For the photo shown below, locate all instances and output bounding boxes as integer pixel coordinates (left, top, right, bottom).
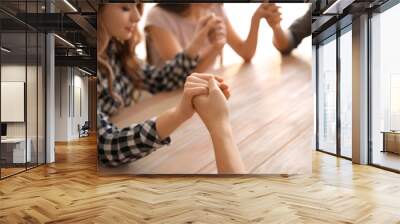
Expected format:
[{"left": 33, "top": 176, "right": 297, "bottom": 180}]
[
  {"left": 272, "top": 25, "right": 291, "bottom": 53},
  {"left": 185, "top": 42, "right": 202, "bottom": 60},
  {"left": 156, "top": 107, "right": 186, "bottom": 140},
  {"left": 232, "top": 16, "right": 260, "bottom": 62},
  {"left": 241, "top": 16, "right": 261, "bottom": 61},
  {"left": 194, "top": 45, "right": 222, "bottom": 72},
  {"left": 185, "top": 34, "right": 208, "bottom": 59},
  {"left": 208, "top": 121, "right": 246, "bottom": 174}
]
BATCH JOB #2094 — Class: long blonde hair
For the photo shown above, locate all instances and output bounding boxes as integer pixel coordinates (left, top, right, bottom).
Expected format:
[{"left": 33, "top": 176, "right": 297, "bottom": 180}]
[{"left": 97, "top": 3, "right": 144, "bottom": 105}]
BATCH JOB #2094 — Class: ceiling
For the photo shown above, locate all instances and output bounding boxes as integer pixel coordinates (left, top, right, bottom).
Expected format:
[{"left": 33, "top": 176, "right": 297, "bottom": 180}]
[
  {"left": 311, "top": 0, "right": 391, "bottom": 43},
  {"left": 0, "top": 0, "right": 97, "bottom": 74}
]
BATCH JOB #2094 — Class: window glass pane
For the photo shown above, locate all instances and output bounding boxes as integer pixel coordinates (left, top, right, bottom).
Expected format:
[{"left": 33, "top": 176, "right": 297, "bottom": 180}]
[
  {"left": 313, "top": 45, "right": 317, "bottom": 147},
  {"left": 27, "top": 31, "right": 38, "bottom": 169},
  {"left": 340, "top": 28, "right": 352, "bottom": 158},
  {"left": 371, "top": 3, "right": 400, "bottom": 171},
  {"left": 1, "top": 1, "right": 46, "bottom": 179},
  {"left": 318, "top": 36, "right": 337, "bottom": 154},
  {"left": 38, "top": 32, "right": 45, "bottom": 165},
  {"left": 1, "top": 30, "right": 27, "bottom": 177}
]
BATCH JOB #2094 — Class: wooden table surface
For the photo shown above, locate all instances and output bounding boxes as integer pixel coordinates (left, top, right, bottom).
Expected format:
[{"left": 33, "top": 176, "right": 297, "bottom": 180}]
[{"left": 99, "top": 54, "right": 313, "bottom": 175}]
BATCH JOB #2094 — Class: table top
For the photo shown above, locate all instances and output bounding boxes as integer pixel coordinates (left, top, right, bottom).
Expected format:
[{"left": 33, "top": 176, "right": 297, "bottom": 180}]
[{"left": 100, "top": 53, "right": 313, "bottom": 175}]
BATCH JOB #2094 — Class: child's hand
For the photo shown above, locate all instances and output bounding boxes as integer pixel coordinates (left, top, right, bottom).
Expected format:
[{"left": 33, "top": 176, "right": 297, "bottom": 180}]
[
  {"left": 208, "top": 17, "right": 227, "bottom": 50},
  {"left": 176, "top": 73, "right": 229, "bottom": 122},
  {"left": 193, "top": 78, "right": 230, "bottom": 132},
  {"left": 253, "top": 3, "right": 282, "bottom": 29},
  {"left": 186, "top": 15, "right": 219, "bottom": 57}
]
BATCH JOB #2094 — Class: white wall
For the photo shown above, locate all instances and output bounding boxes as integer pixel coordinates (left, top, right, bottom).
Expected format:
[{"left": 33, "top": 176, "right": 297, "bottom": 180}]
[
  {"left": 54, "top": 66, "right": 69, "bottom": 141},
  {"left": 71, "top": 73, "right": 89, "bottom": 138},
  {"left": 54, "top": 67, "right": 89, "bottom": 141},
  {"left": 1, "top": 66, "right": 25, "bottom": 130},
  {"left": 1, "top": 65, "right": 37, "bottom": 138}
]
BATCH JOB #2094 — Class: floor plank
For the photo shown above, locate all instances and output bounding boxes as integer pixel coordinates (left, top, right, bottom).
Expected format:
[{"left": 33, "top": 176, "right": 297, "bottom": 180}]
[{"left": 0, "top": 135, "right": 399, "bottom": 223}]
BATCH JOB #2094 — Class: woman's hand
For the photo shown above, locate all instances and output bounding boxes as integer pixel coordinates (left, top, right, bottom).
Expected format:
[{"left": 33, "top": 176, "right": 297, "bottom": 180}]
[
  {"left": 185, "top": 14, "right": 220, "bottom": 58},
  {"left": 193, "top": 77, "right": 230, "bottom": 132},
  {"left": 157, "top": 73, "right": 227, "bottom": 140},
  {"left": 253, "top": 3, "right": 266, "bottom": 22},
  {"left": 175, "top": 73, "right": 230, "bottom": 122},
  {"left": 208, "top": 17, "right": 227, "bottom": 51},
  {"left": 256, "top": 3, "right": 282, "bottom": 30},
  {"left": 253, "top": 4, "right": 282, "bottom": 27}
]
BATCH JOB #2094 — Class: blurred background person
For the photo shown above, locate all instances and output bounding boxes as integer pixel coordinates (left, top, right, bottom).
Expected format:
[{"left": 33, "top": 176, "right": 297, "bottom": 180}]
[
  {"left": 263, "top": 4, "right": 312, "bottom": 54},
  {"left": 144, "top": 3, "right": 272, "bottom": 72}
]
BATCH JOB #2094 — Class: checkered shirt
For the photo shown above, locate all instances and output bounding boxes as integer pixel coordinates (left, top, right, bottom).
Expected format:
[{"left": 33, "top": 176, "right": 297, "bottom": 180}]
[{"left": 97, "top": 39, "right": 198, "bottom": 167}]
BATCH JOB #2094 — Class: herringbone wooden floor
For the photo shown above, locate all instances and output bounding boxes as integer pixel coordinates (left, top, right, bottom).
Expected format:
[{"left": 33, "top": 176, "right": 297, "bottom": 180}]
[{"left": 0, "top": 135, "right": 399, "bottom": 223}]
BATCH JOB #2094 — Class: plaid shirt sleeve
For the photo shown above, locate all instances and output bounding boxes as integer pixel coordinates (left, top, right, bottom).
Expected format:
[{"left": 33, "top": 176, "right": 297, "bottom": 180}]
[
  {"left": 141, "top": 52, "right": 198, "bottom": 94},
  {"left": 97, "top": 111, "right": 171, "bottom": 167},
  {"left": 97, "top": 52, "right": 197, "bottom": 167}
]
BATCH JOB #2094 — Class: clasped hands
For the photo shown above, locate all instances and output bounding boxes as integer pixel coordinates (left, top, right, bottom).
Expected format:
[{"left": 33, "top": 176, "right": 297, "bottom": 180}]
[
  {"left": 188, "top": 13, "right": 227, "bottom": 53},
  {"left": 176, "top": 73, "right": 247, "bottom": 174},
  {"left": 254, "top": 3, "right": 282, "bottom": 30},
  {"left": 176, "top": 73, "right": 230, "bottom": 132}
]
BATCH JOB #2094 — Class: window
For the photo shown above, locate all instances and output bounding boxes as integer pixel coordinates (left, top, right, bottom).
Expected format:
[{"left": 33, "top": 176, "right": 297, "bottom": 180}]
[
  {"left": 390, "top": 74, "right": 400, "bottom": 130},
  {"left": 339, "top": 27, "right": 352, "bottom": 158},
  {"left": 0, "top": 1, "right": 47, "bottom": 179},
  {"left": 317, "top": 35, "right": 337, "bottom": 154},
  {"left": 316, "top": 24, "right": 353, "bottom": 159},
  {"left": 370, "top": 2, "right": 400, "bottom": 171}
]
